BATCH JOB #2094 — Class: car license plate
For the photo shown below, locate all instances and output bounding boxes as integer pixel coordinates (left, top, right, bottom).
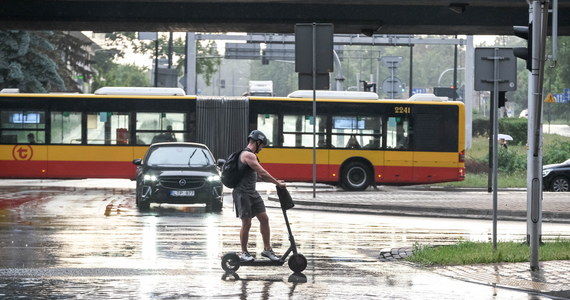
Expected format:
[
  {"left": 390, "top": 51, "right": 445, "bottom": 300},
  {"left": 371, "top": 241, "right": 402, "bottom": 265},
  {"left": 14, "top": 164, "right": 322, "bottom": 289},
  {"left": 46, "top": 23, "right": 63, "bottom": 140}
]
[{"left": 170, "top": 190, "right": 195, "bottom": 197}]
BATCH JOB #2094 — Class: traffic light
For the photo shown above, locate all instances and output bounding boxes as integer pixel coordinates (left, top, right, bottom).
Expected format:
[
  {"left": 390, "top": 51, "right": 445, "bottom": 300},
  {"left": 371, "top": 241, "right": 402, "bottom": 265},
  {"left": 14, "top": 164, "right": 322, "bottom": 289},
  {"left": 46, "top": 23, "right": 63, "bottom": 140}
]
[
  {"left": 513, "top": 23, "right": 532, "bottom": 71},
  {"left": 498, "top": 91, "right": 507, "bottom": 108},
  {"left": 360, "top": 80, "right": 376, "bottom": 92},
  {"left": 490, "top": 91, "right": 507, "bottom": 108},
  {"left": 261, "top": 50, "right": 269, "bottom": 65}
]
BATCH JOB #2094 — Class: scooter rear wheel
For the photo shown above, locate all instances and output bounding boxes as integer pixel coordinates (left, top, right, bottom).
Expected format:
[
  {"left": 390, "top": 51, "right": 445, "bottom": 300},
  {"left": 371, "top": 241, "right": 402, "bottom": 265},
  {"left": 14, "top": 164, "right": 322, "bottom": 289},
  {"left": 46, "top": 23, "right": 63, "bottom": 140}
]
[
  {"left": 221, "top": 253, "right": 241, "bottom": 272},
  {"left": 288, "top": 254, "right": 307, "bottom": 273}
]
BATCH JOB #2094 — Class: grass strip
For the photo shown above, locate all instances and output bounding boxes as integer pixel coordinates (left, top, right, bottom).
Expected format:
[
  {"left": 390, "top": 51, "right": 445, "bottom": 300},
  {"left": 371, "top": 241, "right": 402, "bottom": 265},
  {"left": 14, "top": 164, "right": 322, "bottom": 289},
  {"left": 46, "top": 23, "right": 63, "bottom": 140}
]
[{"left": 406, "top": 240, "right": 570, "bottom": 266}]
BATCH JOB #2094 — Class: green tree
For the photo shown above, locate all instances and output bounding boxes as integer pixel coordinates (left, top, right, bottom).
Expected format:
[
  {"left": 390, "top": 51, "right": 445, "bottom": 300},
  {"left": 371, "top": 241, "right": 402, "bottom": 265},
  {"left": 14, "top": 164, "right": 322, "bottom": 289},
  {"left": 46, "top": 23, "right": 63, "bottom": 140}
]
[
  {"left": 100, "top": 64, "right": 150, "bottom": 88},
  {"left": 544, "top": 36, "right": 570, "bottom": 122},
  {"left": 196, "top": 40, "right": 222, "bottom": 86},
  {"left": 91, "top": 50, "right": 150, "bottom": 91},
  {"left": 0, "top": 31, "right": 65, "bottom": 92},
  {"left": 0, "top": 31, "right": 96, "bottom": 93},
  {"left": 485, "top": 35, "right": 570, "bottom": 121},
  {"left": 48, "top": 31, "right": 95, "bottom": 92},
  {"left": 249, "top": 60, "right": 295, "bottom": 96},
  {"left": 102, "top": 32, "right": 221, "bottom": 86}
]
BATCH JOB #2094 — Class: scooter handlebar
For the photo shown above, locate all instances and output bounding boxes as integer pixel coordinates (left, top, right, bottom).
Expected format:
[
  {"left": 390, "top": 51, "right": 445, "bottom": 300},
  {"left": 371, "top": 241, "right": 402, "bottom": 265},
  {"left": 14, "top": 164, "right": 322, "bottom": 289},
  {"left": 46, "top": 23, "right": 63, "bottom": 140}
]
[{"left": 276, "top": 186, "right": 295, "bottom": 210}]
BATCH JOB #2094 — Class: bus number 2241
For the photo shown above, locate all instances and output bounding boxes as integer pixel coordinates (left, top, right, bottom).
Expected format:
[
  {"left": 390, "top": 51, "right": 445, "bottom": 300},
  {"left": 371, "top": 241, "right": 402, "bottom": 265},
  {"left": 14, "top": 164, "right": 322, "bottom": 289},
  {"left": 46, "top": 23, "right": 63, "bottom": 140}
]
[{"left": 394, "top": 106, "right": 411, "bottom": 114}]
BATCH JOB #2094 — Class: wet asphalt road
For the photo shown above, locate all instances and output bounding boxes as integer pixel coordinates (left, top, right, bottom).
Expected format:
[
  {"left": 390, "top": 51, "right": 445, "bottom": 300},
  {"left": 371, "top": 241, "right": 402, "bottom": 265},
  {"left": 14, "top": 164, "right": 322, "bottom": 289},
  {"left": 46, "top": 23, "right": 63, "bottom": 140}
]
[{"left": 1, "top": 186, "right": 569, "bottom": 299}]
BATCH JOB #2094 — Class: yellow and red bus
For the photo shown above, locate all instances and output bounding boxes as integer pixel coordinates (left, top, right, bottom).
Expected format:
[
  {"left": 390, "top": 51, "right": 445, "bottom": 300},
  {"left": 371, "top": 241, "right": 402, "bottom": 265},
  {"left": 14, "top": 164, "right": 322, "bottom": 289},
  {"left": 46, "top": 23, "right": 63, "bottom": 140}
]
[{"left": 0, "top": 88, "right": 465, "bottom": 190}]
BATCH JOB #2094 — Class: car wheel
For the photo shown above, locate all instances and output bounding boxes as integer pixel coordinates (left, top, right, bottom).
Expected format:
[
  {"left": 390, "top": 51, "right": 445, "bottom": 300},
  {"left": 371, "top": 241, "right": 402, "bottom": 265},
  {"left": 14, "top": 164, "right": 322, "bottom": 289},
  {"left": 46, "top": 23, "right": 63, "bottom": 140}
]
[
  {"left": 551, "top": 176, "right": 569, "bottom": 192},
  {"left": 136, "top": 185, "right": 151, "bottom": 211},
  {"left": 206, "top": 196, "right": 223, "bottom": 213},
  {"left": 341, "top": 161, "right": 372, "bottom": 191}
]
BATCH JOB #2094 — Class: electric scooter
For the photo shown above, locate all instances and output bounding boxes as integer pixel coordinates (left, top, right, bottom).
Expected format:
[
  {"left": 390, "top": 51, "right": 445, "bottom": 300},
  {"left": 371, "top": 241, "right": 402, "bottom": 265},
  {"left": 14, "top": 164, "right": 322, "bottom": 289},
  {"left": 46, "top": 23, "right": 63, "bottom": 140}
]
[{"left": 221, "top": 187, "right": 307, "bottom": 273}]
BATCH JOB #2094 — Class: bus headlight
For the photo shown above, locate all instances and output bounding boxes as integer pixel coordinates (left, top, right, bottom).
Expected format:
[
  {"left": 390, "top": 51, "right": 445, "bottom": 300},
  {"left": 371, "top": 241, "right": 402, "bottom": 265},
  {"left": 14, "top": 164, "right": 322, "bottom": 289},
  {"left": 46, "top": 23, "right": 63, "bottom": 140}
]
[{"left": 207, "top": 175, "right": 221, "bottom": 182}]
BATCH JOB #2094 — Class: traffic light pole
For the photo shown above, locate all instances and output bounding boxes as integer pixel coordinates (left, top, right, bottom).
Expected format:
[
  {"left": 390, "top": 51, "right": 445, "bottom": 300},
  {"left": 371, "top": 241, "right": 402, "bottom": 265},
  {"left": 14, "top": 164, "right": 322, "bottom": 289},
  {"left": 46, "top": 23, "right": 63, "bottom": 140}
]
[
  {"left": 491, "top": 49, "right": 500, "bottom": 250},
  {"left": 526, "top": 0, "right": 549, "bottom": 271}
]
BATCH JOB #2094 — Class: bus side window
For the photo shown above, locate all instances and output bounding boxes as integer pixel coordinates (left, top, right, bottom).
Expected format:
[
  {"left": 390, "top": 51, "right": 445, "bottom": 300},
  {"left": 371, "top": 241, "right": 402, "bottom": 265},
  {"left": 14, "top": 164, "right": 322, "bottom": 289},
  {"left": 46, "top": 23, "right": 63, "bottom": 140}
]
[
  {"left": 282, "top": 115, "right": 327, "bottom": 148},
  {"left": 257, "top": 114, "right": 278, "bottom": 146},
  {"left": 51, "top": 112, "right": 82, "bottom": 144},
  {"left": 331, "top": 116, "right": 380, "bottom": 149},
  {"left": 87, "top": 112, "right": 130, "bottom": 145},
  {"left": 1, "top": 110, "right": 46, "bottom": 144},
  {"left": 387, "top": 116, "right": 410, "bottom": 150},
  {"left": 136, "top": 112, "right": 186, "bottom": 145}
]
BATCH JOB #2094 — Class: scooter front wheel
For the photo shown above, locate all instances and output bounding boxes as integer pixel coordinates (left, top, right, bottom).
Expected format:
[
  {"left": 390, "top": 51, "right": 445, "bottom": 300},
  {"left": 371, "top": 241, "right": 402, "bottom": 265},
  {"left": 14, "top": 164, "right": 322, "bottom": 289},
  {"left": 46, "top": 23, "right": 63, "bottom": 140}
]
[
  {"left": 221, "top": 253, "right": 241, "bottom": 272},
  {"left": 288, "top": 254, "right": 307, "bottom": 273}
]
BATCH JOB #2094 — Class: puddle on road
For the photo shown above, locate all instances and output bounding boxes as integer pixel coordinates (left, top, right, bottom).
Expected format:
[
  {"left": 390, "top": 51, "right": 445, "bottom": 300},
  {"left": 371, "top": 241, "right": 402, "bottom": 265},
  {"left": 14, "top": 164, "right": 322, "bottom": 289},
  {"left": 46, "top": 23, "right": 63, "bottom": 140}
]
[{"left": 0, "top": 186, "right": 568, "bottom": 299}]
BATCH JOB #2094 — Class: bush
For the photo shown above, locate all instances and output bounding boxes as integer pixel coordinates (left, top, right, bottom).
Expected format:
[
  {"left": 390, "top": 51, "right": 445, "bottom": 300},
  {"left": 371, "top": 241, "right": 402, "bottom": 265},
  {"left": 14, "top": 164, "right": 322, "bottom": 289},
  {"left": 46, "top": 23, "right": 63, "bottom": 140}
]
[
  {"left": 497, "top": 147, "right": 527, "bottom": 173},
  {"left": 499, "top": 118, "right": 527, "bottom": 145},
  {"left": 472, "top": 118, "right": 489, "bottom": 137},
  {"left": 474, "top": 146, "right": 527, "bottom": 174},
  {"left": 543, "top": 140, "right": 570, "bottom": 165},
  {"left": 472, "top": 118, "right": 527, "bottom": 146},
  {"left": 465, "top": 158, "right": 488, "bottom": 174}
]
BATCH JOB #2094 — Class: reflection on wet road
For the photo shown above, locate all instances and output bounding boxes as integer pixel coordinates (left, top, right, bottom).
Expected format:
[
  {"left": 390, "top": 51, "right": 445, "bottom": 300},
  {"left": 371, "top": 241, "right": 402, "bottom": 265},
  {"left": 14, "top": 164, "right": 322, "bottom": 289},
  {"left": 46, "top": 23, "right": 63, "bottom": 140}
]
[{"left": 1, "top": 187, "right": 568, "bottom": 299}]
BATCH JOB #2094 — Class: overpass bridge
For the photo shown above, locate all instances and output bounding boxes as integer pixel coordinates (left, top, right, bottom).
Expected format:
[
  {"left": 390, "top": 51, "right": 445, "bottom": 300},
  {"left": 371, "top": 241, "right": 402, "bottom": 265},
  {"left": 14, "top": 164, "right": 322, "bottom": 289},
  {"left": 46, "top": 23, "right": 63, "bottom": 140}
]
[{"left": 1, "top": 0, "right": 569, "bottom": 35}]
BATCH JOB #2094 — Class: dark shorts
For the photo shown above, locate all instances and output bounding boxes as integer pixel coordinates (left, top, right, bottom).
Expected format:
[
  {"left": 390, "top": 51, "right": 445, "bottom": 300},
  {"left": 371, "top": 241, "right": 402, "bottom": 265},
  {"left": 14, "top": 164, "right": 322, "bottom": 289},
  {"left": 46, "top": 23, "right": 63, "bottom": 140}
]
[{"left": 233, "top": 190, "right": 266, "bottom": 219}]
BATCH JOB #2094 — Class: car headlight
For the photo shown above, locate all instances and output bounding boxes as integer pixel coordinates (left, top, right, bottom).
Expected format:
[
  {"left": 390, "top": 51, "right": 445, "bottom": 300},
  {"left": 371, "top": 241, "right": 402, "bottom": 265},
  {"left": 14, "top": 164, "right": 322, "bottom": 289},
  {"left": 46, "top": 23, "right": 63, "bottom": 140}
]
[
  {"left": 143, "top": 174, "right": 158, "bottom": 182},
  {"left": 207, "top": 175, "right": 221, "bottom": 182},
  {"left": 542, "top": 169, "right": 551, "bottom": 177}
]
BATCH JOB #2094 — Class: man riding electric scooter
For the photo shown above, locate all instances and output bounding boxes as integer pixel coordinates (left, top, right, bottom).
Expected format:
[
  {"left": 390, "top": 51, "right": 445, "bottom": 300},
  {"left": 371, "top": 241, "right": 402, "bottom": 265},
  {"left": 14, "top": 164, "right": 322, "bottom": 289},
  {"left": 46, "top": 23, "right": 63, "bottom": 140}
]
[{"left": 233, "top": 130, "right": 285, "bottom": 262}]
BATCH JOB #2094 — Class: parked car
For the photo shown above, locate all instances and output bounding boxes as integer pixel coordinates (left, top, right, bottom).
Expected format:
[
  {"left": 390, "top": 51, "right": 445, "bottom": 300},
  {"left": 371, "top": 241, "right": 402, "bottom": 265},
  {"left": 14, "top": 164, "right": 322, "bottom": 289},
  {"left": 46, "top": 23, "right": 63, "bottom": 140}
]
[
  {"left": 133, "top": 142, "right": 224, "bottom": 211},
  {"left": 543, "top": 158, "right": 570, "bottom": 192}
]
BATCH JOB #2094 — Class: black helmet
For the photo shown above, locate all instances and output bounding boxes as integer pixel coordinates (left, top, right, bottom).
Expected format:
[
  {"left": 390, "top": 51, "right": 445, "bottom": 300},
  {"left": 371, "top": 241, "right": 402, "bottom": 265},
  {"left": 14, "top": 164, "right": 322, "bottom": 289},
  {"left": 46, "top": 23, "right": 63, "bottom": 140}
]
[{"left": 248, "top": 130, "right": 268, "bottom": 145}]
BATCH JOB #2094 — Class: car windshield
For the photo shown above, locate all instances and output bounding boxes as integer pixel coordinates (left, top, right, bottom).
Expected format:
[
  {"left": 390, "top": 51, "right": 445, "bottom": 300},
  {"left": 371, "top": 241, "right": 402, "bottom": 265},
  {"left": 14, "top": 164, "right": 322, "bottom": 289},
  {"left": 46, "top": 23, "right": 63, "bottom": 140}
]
[{"left": 147, "top": 146, "right": 214, "bottom": 166}]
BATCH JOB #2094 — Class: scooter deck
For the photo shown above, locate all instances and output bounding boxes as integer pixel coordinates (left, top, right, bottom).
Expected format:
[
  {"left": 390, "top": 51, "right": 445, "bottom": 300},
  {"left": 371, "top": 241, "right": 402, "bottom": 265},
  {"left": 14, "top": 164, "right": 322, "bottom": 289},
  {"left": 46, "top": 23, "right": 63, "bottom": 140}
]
[{"left": 239, "top": 259, "right": 285, "bottom": 267}]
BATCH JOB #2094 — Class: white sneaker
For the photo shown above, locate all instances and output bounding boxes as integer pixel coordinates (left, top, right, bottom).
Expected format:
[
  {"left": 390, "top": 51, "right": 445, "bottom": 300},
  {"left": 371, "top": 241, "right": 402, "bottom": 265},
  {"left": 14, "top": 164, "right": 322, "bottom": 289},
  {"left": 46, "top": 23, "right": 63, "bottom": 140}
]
[
  {"left": 240, "top": 251, "right": 255, "bottom": 262},
  {"left": 261, "top": 249, "right": 280, "bottom": 261}
]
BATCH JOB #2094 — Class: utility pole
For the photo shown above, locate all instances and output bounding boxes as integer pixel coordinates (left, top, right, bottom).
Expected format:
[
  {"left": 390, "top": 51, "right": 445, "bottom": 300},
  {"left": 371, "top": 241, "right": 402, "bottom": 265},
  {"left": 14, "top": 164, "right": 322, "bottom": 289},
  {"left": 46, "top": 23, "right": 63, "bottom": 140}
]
[{"left": 513, "top": 0, "right": 550, "bottom": 271}]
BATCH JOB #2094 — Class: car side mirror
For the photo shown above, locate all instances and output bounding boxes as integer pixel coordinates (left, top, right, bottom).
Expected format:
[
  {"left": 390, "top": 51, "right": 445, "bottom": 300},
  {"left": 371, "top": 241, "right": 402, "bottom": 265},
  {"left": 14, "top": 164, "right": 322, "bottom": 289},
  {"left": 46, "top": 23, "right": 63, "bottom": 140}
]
[
  {"left": 217, "top": 159, "right": 226, "bottom": 167},
  {"left": 132, "top": 158, "right": 142, "bottom": 165}
]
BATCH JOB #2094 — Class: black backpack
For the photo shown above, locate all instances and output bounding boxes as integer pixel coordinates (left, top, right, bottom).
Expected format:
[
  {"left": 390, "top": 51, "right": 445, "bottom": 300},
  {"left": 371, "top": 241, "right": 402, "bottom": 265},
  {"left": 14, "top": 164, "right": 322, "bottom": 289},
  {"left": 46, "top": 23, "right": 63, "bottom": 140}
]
[{"left": 220, "top": 148, "right": 251, "bottom": 188}]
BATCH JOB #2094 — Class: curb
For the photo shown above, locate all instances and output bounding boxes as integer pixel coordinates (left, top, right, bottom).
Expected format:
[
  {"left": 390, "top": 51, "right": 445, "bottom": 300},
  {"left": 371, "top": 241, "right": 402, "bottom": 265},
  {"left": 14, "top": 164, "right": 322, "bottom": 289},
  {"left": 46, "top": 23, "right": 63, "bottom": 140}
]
[
  {"left": 267, "top": 197, "right": 570, "bottom": 223},
  {"left": 0, "top": 184, "right": 133, "bottom": 194}
]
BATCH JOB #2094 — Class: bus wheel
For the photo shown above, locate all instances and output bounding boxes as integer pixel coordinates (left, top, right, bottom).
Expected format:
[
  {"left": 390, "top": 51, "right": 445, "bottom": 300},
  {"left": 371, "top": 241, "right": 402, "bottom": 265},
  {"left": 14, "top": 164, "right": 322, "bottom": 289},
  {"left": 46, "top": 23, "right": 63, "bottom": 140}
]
[{"left": 341, "top": 161, "right": 371, "bottom": 191}]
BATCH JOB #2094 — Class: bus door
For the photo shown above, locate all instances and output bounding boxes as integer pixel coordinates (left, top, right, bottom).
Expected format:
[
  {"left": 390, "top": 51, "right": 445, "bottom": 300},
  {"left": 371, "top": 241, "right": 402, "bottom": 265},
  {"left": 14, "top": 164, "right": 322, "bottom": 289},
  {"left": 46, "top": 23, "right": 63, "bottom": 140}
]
[
  {"left": 383, "top": 116, "right": 413, "bottom": 183},
  {"left": 411, "top": 112, "right": 459, "bottom": 183}
]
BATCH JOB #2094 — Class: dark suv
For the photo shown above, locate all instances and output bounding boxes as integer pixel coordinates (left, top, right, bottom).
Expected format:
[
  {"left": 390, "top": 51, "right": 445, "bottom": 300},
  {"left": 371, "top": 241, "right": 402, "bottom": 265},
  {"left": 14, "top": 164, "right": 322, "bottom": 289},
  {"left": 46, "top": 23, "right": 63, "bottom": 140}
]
[
  {"left": 133, "top": 142, "right": 224, "bottom": 211},
  {"left": 543, "top": 158, "right": 570, "bottom": 192}
]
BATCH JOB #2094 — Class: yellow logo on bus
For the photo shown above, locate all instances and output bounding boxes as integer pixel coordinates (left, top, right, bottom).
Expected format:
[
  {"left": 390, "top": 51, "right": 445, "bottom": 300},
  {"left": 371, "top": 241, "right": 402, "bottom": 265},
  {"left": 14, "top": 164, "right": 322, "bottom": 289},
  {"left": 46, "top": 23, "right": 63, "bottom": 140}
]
[{"left": 12, "top": 145, "right": 33, "bottom": 161}]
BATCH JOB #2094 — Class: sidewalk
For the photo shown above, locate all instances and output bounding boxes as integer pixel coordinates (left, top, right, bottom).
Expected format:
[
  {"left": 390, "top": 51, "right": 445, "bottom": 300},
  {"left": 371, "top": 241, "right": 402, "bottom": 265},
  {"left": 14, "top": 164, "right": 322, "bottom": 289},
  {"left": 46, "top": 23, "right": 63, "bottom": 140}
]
[
  {"left": 265, "top": 183, "right": 570, "bottom": 298},
  {"left": 379, "top": 247, "right": 570, "bottom": 298},
  {"left": 266, "top": 183, "right": 570, "bottom": 223}
]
